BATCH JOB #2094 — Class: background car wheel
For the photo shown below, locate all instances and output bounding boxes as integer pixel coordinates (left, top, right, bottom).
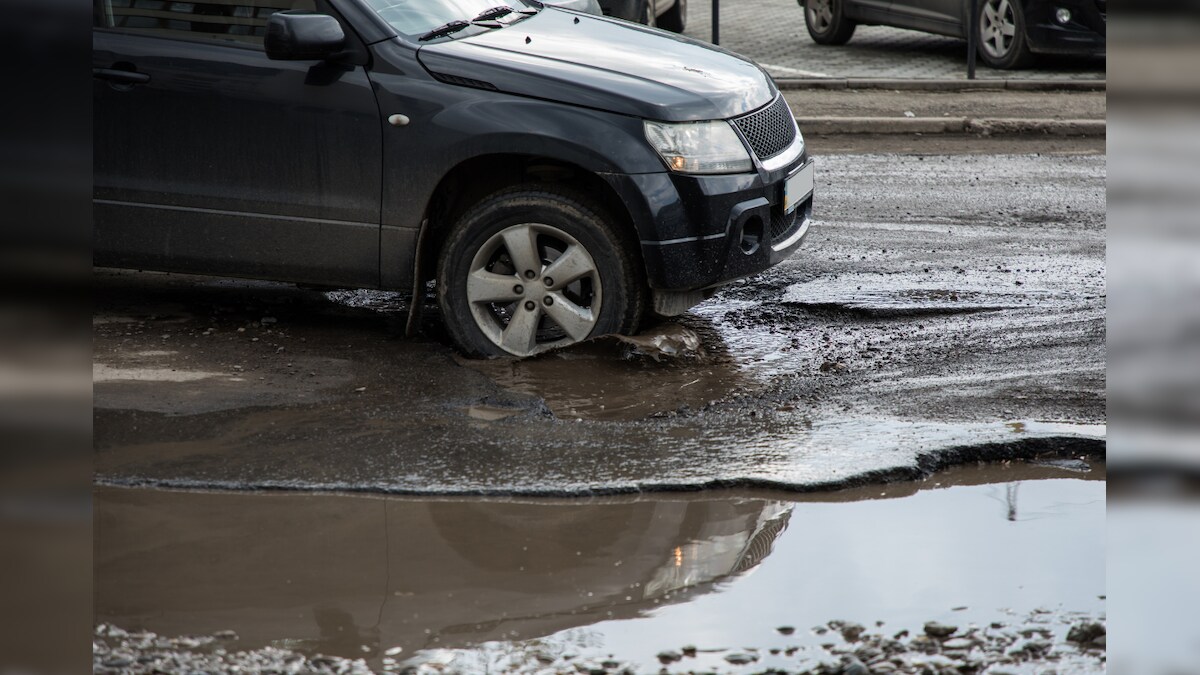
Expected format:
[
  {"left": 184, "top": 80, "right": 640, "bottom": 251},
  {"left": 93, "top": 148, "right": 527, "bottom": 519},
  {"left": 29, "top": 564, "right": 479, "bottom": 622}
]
[
  {"left": 437, "top": 185, "right": 645, "bottom": 358},
  {"left": 658, "top": 0, "right": 686, "bottom": 32},
  {"left": 804, "top": 0, "right": 856, "bottom": 45},
  {"left": 975, "top": 0, "right": 1034, "bottom": 69}
]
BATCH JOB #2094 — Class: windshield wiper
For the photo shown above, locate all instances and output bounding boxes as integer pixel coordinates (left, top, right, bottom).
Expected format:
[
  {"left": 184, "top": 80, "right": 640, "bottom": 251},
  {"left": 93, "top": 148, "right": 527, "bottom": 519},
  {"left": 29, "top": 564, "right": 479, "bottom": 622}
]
[
  {"left": 418, "top": 19, "right": 471, "bottom": 41},
  {"left": 471, "top": 5, "right": 514, "bottom": 21}
]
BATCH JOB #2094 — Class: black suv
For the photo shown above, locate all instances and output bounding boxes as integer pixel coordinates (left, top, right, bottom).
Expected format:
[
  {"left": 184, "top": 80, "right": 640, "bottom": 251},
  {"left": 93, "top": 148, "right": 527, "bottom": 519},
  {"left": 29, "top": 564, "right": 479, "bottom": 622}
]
[{"left": 94, "top": 0, "right": 813, "bottom": 357}]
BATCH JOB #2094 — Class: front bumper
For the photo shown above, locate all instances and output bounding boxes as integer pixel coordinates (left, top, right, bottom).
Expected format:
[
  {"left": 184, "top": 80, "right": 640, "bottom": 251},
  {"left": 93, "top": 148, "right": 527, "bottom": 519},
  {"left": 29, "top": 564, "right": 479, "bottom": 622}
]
[
  {"left": 602, "top": 150, "right": 813, "bottom": 291},
  {"left": 1024, "top": 0, "right": 1106, "bottom": 56}
]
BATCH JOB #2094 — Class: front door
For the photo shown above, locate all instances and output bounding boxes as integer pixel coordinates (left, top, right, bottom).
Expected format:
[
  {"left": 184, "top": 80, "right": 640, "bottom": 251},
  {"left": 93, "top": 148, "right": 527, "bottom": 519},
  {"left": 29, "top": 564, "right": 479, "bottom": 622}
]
[{"left": 93, "top": 0, "right": 382, "bottom": 287}]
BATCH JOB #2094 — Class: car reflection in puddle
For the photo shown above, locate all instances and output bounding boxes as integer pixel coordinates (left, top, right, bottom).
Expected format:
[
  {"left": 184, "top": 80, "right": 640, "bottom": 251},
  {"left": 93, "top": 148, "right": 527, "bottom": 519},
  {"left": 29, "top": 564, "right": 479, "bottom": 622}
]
[{"left": 94, "top": 489, "right": 792, "bottom": 661}]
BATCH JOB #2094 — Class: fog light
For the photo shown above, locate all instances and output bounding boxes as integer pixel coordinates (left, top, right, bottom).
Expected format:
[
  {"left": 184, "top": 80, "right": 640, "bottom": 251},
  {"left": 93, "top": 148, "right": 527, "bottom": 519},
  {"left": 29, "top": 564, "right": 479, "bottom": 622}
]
[{"left": 1055, "top": 7, "right": 1072, "bottom": 23}]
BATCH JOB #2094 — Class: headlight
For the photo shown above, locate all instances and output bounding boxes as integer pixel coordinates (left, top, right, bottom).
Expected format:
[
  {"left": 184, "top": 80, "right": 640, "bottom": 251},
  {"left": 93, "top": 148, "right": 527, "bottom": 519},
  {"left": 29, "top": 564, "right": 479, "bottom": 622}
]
[{"left": 643, "top": 120, "right": 753, "bottom": 174}]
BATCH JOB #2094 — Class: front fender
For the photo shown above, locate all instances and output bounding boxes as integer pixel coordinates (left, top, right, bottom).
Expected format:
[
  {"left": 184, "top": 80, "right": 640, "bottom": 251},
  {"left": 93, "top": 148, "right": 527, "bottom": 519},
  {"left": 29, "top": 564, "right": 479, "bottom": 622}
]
[
  {"left": 372, "top": 73, "right": 665, "bottom": 235},
  {"left": 370, "top": 68, "right": 667, "bottom": 289}
]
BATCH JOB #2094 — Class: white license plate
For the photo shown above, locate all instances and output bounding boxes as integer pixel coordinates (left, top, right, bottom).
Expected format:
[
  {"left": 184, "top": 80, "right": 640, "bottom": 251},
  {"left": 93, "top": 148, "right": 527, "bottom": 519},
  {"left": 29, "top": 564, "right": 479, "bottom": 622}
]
[{"left": 783, "top": 161, "right": 814, "bottom": 213}]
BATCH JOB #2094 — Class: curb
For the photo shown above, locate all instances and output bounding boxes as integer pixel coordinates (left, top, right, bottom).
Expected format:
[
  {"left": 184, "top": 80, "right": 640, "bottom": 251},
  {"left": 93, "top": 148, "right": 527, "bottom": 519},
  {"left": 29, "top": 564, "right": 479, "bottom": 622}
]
[
  {"left": 775, "top": 78, "right": 1106, "bottom": 92},
  {"left": 794, "top": 116, "right": 1106, "bottom": 136}
]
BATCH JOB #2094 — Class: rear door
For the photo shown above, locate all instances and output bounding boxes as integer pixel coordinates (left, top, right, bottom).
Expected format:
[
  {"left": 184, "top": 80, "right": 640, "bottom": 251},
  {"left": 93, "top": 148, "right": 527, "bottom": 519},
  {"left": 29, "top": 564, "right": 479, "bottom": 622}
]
[{"left": 93, "top": 0, "right": 383, "bottom": 287}]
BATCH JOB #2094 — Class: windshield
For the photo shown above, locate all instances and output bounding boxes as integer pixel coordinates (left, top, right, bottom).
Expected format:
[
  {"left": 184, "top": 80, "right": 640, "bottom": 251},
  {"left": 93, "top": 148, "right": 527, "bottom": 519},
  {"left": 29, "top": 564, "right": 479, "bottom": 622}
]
[{"left": 364, "top": 0, "right": 538, "bottom": 39}]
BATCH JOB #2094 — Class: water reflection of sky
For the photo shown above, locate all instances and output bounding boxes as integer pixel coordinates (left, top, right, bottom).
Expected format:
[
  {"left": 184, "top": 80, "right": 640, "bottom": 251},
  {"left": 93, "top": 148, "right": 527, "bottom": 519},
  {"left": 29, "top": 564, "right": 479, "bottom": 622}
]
[{"left": 576, "top": 478, "right": 1105, "bottom": 667}]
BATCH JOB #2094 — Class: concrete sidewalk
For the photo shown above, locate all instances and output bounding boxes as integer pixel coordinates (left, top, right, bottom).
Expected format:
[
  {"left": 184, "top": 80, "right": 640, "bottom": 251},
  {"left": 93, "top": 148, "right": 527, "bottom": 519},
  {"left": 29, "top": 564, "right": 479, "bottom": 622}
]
[
  {"left": 681, "top": 0, "right": 1105, "bottom": 82},
  {"left": 782, "top": 88, "right": 1107, "bottom": 136}
]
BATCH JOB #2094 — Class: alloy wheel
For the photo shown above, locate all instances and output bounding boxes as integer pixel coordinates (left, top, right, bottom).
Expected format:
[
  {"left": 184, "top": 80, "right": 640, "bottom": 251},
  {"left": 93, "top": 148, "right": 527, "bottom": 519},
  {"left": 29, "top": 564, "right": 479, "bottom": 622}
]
[
  {"left": 807, "top": 0, "right": 834, "bottom": 33},
  {"left": 466, "top": 222, "right": 602, "bottom": 357},
  {"left": 979, "top": 0, "right": 1017, "bottom": 59}
]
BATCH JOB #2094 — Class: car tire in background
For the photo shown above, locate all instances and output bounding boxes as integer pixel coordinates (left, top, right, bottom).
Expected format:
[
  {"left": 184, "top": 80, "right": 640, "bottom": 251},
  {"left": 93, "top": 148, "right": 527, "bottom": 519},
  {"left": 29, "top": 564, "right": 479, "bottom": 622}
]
[
  {"left": 975, "top": 0, "right": 1034, "bottom": 69},
  {"left": 657, "top": 0, "right": 686, "bottom": 32},
  {"left": 803, "top": 0, "right": 856, "bottom": 45},
  {"left": 437, "top": 186, "right": 645, "bottom": 358}
]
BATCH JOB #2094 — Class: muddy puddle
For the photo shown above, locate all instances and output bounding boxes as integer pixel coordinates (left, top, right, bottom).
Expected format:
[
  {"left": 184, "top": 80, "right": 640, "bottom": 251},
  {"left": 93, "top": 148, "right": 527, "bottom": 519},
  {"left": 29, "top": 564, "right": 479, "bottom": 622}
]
[{"left": 95, "top": 460, "right": 1105, "bottom": 673}]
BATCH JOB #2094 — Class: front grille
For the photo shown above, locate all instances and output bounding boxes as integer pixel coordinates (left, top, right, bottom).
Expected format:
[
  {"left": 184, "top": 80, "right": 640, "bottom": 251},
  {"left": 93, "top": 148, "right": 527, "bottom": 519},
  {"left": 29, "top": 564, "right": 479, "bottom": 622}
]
[
  {"left": 770, "top": 206, "right": 798, "bottom": 240},
  {"left": 732, "top": 96, "right": 797, "bottom": 161}
]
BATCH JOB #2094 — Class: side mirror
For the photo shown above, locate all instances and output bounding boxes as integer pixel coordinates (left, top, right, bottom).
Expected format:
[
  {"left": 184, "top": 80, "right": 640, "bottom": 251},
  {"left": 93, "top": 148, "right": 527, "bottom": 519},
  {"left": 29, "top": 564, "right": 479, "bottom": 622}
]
[{"left": 265, "top": 11, "right": 346, "bottom": 61}]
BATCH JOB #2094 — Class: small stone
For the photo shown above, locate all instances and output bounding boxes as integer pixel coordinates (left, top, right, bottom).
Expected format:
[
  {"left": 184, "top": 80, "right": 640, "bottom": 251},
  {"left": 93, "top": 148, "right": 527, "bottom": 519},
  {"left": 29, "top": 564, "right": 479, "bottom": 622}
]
[
  {"left": 261, "top": 317, "right": 277, "bottom": 324},
  {"left": 777, "top": 626, "right": 796, "bottom": 635},
  {"left": 839, "top": 622, "right": 866, "bottom": 642},
  {"left": 943, "top": 638, "right": 973, "bottom": 650},
  {"left": 1066, "top": 621, "right": 1105, "bottom": 644},
  {"left": 1093, "top": 634, "right": 1106, "bottom": 648},
  {"left": 212, "top": 630, "right": 238, "bottom": 640},
  {"left": 656, "top": 651, "right": 681, "bottom": 664},
  {"left": 854, "top": 646, "right": 882, "bottom": 662},
  {"left": 724, "top": 652, "right": 757, "bottom": 665},
  {"left": 923, "top": 621, "right": 957, "bottom": 638},
  {"left": 1008, "top": 638, "right": 1052, "bottom": 656},
  {"left": 842, "top": 656, "right": 870, "bottom": 675},
  {"left": 101, "top": 657, "right": 133, "bottom": 668}
]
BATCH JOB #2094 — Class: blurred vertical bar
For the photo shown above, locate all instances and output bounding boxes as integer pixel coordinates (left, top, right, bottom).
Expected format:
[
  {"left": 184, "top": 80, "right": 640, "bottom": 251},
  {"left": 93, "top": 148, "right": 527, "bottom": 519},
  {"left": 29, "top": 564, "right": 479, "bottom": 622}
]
[
  {"left": 0, "top": 0, "right": 92, "bottom": 673},
  {"left": 1107, "top": 1, "right": 1200, "bottom": 673},
  {"left": 966, "top": 0, "right": 977, "bottom": 79},
  {"left": 712, "top": 0, "right": 719, "bottom": 45}
]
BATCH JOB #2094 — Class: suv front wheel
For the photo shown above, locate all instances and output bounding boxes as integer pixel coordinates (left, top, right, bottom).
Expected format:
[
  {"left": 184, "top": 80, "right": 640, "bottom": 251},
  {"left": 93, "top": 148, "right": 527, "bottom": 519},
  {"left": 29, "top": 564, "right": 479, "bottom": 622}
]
[{"left": 437, "top": 186, "right": 645, "bottom": 358}]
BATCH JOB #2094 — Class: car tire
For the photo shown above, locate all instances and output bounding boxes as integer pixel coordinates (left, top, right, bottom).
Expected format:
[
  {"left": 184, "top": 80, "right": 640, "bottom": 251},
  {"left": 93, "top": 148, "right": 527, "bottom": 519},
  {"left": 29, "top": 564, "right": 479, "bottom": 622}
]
[
  {"left": 804, "top": 0, "right": 856, "bottom": 45},
  {"left": 658, "top": 0, "right": 686, "bottom": 32},
  {"left": 437, "top": 185, "right": 645, "bottom": 358},
  {"left": 975, "top": 0, "right": 1035, "bottom": 69}
]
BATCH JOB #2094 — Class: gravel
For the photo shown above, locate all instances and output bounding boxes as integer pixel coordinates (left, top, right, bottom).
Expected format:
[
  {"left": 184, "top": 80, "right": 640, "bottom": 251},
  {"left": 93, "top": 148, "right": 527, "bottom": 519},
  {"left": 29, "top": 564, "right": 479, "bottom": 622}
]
[{"left": 95, "top": 609, "right": 1106, "bottom": 675}]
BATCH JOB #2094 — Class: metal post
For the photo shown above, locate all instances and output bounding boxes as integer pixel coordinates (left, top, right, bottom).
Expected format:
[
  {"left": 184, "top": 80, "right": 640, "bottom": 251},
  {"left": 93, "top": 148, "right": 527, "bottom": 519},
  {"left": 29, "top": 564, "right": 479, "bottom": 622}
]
[
  {"left": 712, "top": 0, "right": 719, "bottom": 45},
  {"left": 966, "top": 0, "right": 977, "bottom": 79}
]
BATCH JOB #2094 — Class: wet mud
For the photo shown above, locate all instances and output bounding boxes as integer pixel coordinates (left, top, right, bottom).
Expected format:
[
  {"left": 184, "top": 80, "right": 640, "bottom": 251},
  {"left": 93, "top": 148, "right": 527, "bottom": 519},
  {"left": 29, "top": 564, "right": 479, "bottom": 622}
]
[
  {"left": 94, "top": 461, "right": 1105, "bottom": 674},
  {"left": 93, "top": 152, "right": 1105, "bottom": 495}
]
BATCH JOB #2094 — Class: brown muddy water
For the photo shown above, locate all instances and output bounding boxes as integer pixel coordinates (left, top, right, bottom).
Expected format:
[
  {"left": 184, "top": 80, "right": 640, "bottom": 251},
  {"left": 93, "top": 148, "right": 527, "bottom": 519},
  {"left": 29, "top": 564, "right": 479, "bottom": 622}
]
[{"left": 95, "top": 461, "right": 1105, "bottom": 673}]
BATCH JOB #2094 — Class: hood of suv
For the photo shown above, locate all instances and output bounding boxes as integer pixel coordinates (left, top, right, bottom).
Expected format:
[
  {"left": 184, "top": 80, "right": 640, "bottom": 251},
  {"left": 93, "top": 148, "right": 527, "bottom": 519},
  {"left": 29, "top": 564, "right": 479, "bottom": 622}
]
[{"left": 416, "top": 9, "right": 775, "bottom": 122}]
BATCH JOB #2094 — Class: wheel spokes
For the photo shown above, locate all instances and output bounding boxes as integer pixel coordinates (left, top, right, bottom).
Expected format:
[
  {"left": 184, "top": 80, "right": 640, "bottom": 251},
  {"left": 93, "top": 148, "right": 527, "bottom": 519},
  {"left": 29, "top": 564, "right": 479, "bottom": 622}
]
[
  {"left": 500, "top": 225, "right": 543, "bottom": 278},
  {"left": 500, "top": 304, "right": 541, "bottom": 354},
  {"left": 543, "top": 293, "right": 595, "bottom": 341},
  {"left": 541, "top": 245, "right": 596, "bottom": 291},
  {"left": 983, "top": 4, "right": 998, "bottom": 27},
  {"left": 467, "top": 269, "right": 522, "bottom": 304}
]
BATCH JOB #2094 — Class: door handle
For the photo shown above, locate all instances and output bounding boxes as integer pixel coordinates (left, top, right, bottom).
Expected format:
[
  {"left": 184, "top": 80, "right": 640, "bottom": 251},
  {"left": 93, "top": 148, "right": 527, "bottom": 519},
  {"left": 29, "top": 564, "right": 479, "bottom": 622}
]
[{"left": 93, "top": 68, "right": 150, "bottom": 85}]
